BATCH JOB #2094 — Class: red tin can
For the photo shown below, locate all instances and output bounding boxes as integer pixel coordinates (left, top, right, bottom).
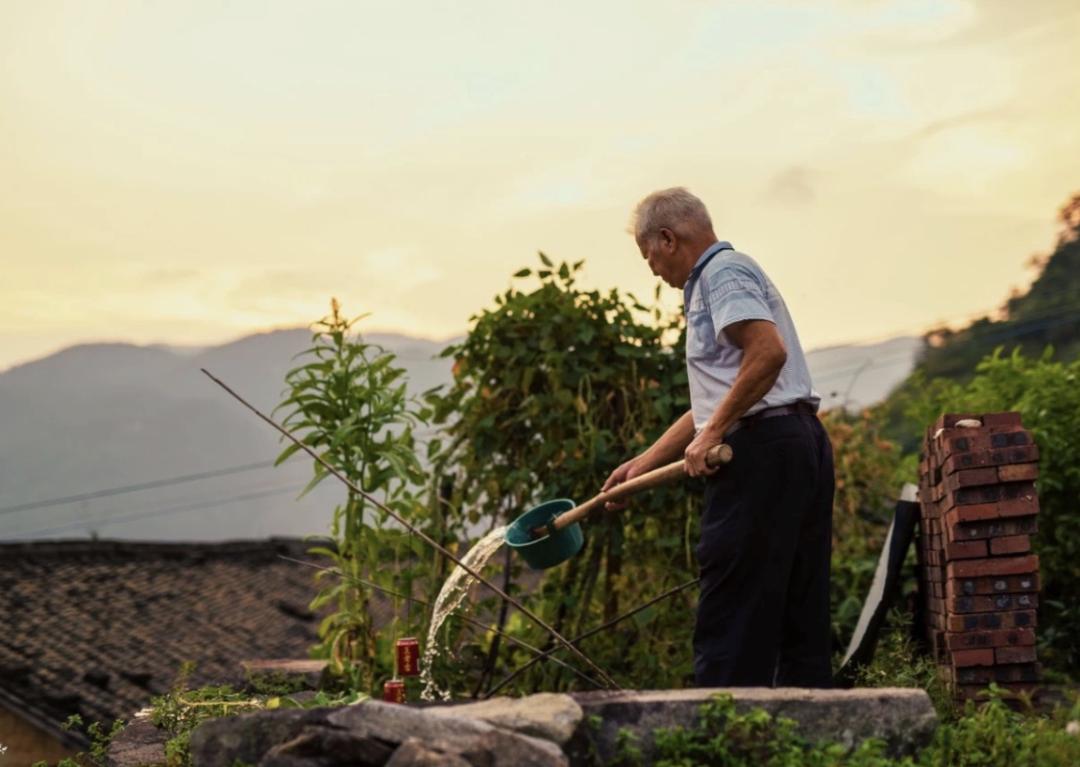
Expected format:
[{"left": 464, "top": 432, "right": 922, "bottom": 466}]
[
  {"left": 383, "top": 679, "right": 406, "bottom": 704},
  {"left": 396, "top": 637, "right": 420, "bottom": 677}
]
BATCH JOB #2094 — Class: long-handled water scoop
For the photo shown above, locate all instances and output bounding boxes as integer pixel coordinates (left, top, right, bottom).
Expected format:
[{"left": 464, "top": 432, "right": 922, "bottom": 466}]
[{"left": 506, "top": 443, "right": 733, "bottom": 570}]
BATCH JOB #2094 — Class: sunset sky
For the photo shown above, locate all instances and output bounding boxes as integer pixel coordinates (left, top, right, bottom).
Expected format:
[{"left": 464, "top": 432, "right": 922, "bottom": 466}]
[{"left": 2, "top": 0, "right": 1079, "bottom": 371}]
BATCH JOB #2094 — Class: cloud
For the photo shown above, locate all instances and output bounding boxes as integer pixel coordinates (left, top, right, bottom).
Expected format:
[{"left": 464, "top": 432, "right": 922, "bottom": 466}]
[{"left": 764, "top": 166, "right": 816, "bottom": 205}]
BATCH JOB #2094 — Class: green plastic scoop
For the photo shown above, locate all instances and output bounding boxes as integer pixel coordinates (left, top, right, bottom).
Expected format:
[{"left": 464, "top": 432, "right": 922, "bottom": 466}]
[{"left": 506, "top": 444, "right": 732, "bottom": 570}]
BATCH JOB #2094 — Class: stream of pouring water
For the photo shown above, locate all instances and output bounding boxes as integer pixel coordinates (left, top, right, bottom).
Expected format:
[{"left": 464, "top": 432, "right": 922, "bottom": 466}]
[{"left": 421, "top": 525, "right": 508, "bottom": 701}]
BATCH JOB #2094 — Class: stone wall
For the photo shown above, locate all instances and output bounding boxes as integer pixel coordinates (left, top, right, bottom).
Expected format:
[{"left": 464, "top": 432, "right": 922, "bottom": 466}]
[{"left": 110, "top": 688, "right": 938, "bottom": 767}]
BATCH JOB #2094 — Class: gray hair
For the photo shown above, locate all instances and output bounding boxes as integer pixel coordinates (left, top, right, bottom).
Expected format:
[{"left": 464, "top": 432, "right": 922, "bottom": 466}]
[{"left": 631, "top": 187, "right": 713, "bottom": 240}]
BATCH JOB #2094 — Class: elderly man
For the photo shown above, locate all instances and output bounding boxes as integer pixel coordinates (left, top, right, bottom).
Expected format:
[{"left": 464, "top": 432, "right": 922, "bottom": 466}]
[{"left": 603, "top": 187, "right": 834, "bottom": 688}]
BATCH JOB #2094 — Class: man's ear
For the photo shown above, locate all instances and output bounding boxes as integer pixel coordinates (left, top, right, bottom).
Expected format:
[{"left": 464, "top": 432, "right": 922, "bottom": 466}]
[{"left": 658, "top": 227, "right": 677, "bottom": 250}]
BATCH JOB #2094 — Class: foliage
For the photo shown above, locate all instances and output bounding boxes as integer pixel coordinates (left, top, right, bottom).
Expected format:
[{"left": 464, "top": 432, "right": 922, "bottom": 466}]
[
  {"left": 274, "top": 298, "right": 436, "bottom": 691},
  {"left": 28, "top": 714, "right": 126, "bottom": 767},
  {"left": 819, "top": 410, "right": 903, "bottom": 649},
  {"left": 598, "top": 692, "right": 1080, "bottom": 767},
  {"left": 607, "top": 693, "right": 903, "bottom": 767},
  {"left": 920, "top": 690, "right": 1080, "bottom": 766},
  {"left": 917, "top": 193, "right": 1080, "bottom": 381},
  {"left": 882, "top": 350, "right": 1080, "bottom": 674},
  {"left": 426, "top": 254, "right": 696, "bottom": 695},
  {"left": 147, "top": 662, "right": 367, "bottom": 767},
  {"left": 853, "top": 611, "right": 953, "bottom": 718}
]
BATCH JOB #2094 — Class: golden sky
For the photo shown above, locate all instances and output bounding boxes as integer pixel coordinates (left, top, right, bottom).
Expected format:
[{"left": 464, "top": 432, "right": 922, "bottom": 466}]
[{"left": 2, "top": 0, "right": 1079, "bottom": 371}]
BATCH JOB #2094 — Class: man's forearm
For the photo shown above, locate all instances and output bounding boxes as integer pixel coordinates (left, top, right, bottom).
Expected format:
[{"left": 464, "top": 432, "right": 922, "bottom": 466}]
[
  {"left": 639, "top": 410, "right": 695, "bottom": 470},
  {"left": 700, "top": 349, "right": 785, "bottom": 439}
]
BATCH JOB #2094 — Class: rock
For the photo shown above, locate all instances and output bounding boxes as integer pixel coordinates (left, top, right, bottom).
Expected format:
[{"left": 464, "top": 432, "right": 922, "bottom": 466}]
[
  {"left": 430, "top": 693, "right": 583, "bottom": 745},
  {"left": 259, "top": 726, "right": 395, "bottom": 767},
  {"left": 329, "top": 702, "right": 567, "bottom": 767},
  {"left": 189, "top": 701, "right": 565, "bottom": 767},
  {"left": 566, "top": 687, "right": 938, "bottom": 763},
  {"left": 385, "top": 738, "right": 472, "bottom": 767},
  {"left": 107, "top": 716, "right": 168, "bottom": 767},
  {"left": 385, "top": 731, "right": 565, "bottom": 767},
  {"left": 189, "top": 708, "right": 330, "bottom": 767},
  {"left": 327, "top": 701, "right": 493, "bottom": 743}
]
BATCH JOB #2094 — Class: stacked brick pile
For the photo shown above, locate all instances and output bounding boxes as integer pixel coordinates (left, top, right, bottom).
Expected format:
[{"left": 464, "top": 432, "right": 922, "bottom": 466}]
[{"left": 917, "top": 412, "right": 1041, "bottom": 701}]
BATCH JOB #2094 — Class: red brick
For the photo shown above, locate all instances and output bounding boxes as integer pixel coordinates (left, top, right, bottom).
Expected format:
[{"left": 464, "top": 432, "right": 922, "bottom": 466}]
[
  {"left": 996, "top": 646, "right": 1038, "bottom": 664},
  {"left": 948, "top": 555, "right": 1039, "bottom": 579},
  {"left": 946, "top": 481, "right": 1037, "bottom": 509},
  {"left": 990, "top": 535, "right": 1032, "bottom": 556},
  {"left": 941, "top": 429, "right": 1033, "bottom": 459},
  {"left": 945, "top": 539, "right": 988, "bottom": 560},
  {"left": 945, "top": 628, "right": 1035, "bottom": 651},
  {"left": 980, "top": 412, "right": 1024, "bottom": 428},
  {"left": 998, "top": 463, "right": 1039, "bottom": 482},
  {"left": 952, "top": 662, "right": 1040, "bottom": 685},
  {"left": 952, "top": 648, "right": 995, "bottom": 667},
  {"left": 944, "top": 496, "right": 1039, "bottom": 525},
  {"left": 945, "top": 516, "right": 1037, "bottom": 544},
  {"left": 949, "top": 592, "right": 1039, "bottom": 614},
  {"left": 945, "top": 573, "right": 1039, "bottom": 598},
  {"left": 942, "top": 444, "right": 1040, "bottom": 474},
  {"left": 944, "top": 467, "right": 1000, "bottom": 493},
  {"left": 947, "top": 610, "right": 1037, "bottom": 632}
]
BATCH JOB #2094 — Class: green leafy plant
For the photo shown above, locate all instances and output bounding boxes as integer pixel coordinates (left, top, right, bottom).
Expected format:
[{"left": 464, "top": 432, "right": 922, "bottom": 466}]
[
  {"left": 427, "top": 254, "right": 697, "bottom": 694},
  {"left": 147, "top": 661, "right": 369, "bottom": 766},
  {"left": 646, "top": 693, "right": 902, "bottom": 767},
  {"left": 275, "top": 298, "right": 435, "bottom": 691}
]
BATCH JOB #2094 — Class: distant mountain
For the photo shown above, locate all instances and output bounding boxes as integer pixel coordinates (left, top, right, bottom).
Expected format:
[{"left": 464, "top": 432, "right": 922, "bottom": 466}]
[
  {"left": 0, "top": 329, "right": 456, "bottom": 543},
  {"left": 918, "top": 195, "right": 1080, "bottom": 379},
  {"left": 806, "top": 336, "right": 921, "bottom": 412},
  {"left": 0, "top": 329, "right": 916, "bottom": 542}
]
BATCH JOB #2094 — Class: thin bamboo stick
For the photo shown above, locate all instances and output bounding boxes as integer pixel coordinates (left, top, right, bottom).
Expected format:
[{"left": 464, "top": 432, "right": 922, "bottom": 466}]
[
  {"left": 484, "top": 577, "right": 700, "bottom": 698},
  {"left": 202, "top": 368, "right": 619, "bottom": 691}
]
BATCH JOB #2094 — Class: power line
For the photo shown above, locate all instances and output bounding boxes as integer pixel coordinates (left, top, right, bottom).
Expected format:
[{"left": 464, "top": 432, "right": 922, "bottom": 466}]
[
  {"left": 1, "top": 483, "right": 305, "bottom": 540},
  {"left": 0, "top": 459, "right": 287, "bottom": 516}
]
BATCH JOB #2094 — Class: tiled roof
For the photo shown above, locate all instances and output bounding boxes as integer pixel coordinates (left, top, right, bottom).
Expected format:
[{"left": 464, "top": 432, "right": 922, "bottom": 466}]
[{"left": 0, "top": 538, "right": 333, "bottom": 744}]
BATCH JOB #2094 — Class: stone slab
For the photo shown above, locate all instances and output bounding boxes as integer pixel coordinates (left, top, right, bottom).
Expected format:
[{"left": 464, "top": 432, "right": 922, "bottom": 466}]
[
  {"left": 566, "top": 687, "right": 937, "bottom": 763},
  {"left": 107, "top": 716, "right": 168, "bottom": 767},
  {"left": 429, "top": 693, "right": 583, "bottom": 745}
]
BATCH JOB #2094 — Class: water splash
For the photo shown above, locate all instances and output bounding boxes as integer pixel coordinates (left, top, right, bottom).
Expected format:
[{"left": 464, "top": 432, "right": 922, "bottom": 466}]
[{"left": 420, "top": 525, "right": 508, "bottom": 701}]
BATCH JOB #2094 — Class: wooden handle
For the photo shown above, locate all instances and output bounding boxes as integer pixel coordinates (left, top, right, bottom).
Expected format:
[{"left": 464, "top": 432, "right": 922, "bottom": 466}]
[{"left": 535, "top": 443, "right": 733, "bottom": 537}]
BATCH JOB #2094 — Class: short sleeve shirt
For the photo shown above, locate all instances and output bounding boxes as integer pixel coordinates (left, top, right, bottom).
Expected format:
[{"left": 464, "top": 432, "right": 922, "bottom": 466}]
[{"left": 683, "top": 241, "right": 820, "bottom": 431}]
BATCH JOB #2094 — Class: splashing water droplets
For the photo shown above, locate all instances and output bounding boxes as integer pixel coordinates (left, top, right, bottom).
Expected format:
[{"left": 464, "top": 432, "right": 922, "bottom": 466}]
[{"left": 420, "top": 526, "right": 508, "bottom": 701}]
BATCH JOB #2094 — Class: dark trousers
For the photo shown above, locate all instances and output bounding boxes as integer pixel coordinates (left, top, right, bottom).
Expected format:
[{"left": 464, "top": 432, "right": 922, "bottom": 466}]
[{"left": 693, "top": 412, "right": 834, "bottom": 687}]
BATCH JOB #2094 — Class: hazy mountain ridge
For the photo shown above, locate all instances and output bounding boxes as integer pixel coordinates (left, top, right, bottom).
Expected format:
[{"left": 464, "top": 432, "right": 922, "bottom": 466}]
[{"left": 0, "top": 330, "right": 916, "bottom": 541}]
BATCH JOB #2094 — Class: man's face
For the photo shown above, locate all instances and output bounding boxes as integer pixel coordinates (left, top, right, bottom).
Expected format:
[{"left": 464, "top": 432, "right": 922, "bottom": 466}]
[{"left": 637, "top": 230, "right": 681, "bottom": 288}]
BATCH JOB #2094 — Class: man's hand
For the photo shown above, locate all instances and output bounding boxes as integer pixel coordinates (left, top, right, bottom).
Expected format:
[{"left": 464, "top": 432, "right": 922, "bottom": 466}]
[
  {"left": 685, "top": 425, "right": 725, "bottom": 477},
  {"left": 601, "top": 456, "right": 646, "bottom": 510}
]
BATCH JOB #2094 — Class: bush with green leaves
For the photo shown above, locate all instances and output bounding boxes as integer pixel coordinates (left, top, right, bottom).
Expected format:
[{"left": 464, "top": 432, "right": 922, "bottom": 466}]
[
  {"left": 427, "top": 254, "right": 697, "bottom": 694},
  {"left": 819, "top": 410, "right": 904, "bottom": 650}
]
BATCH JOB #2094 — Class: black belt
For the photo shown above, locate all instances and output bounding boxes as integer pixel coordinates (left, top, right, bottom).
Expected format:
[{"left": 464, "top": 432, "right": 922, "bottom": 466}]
[{"left": 724, "top": 401, "right": 817, "bottom": 439}]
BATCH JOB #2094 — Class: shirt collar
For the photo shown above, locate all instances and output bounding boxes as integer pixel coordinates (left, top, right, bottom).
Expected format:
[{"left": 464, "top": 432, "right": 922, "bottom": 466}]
[{"left": 683, "top": 240, "right": 733, "bottom": 306}]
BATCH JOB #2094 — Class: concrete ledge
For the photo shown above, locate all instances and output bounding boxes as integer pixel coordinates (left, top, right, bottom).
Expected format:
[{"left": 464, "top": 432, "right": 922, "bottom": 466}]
[{"left": 566, "top": 687, "right": 937, "bottom": 763}]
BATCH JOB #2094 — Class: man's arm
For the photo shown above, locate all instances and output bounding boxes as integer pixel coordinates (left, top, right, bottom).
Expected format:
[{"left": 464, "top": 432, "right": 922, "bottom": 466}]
[
  {"left": 600, "top": 410, "right": 694, "bottom": 509},
  {"left": 684, "top": 318, "right": 787, "bottom": 476}
]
